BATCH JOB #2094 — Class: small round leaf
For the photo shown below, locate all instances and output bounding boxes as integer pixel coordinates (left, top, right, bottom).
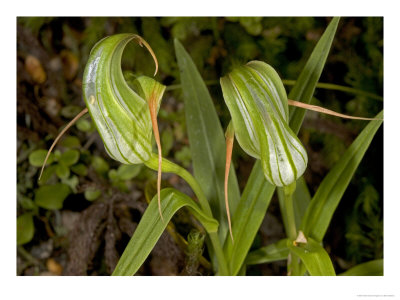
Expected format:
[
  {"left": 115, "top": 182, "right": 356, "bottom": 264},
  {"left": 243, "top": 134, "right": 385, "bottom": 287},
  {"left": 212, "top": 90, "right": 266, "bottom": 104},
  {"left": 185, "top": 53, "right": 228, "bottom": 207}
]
[
  {"left": 17, "top": 213, "right": 35, "bottom": 245},
  {"left": 62, "top": 175, "right": 79, "bottom": 193},
  {"left": 60, "top": 136, "right": 81, "bottom": 148},
  {"left": 38, "top": 165, "right": 57, "bottom": 185},
  {"left": 70, "top": 164, "right": 88, "bottom": 176},
  {"left": 56, "top": 164, "right": 70, "bottom": 179},
  {"left": 60, "top": 105, "right": 82, "bottom": 118},
  {"left": 59, "top": 150, "right": 80, "bottom": 166},
  {"left": 84, "top": 188, "right": 102, "bottom": 201},
  {"left": 34, "top": 184, "right": 71, "bottom": 210},
  {"left": 29, "top": 149, "right": 53, "bottom": 167},
  {"left": 18, "top": 196, "right": 37, "bottom": 210},
  {"left": 108, "top": 169, "right": 118, "bottom": 182},
  {"left": 161, "top": 129, "right": 174, "bottom": 156},
  {"left": 116, "top": 164, "right": 142, "bottom": 181},
  {"left": 92, "top": 156, "right": 109, "bottom": 175},
  {"left": 76, "top": 119, "right": 92, "bottom": 132}
]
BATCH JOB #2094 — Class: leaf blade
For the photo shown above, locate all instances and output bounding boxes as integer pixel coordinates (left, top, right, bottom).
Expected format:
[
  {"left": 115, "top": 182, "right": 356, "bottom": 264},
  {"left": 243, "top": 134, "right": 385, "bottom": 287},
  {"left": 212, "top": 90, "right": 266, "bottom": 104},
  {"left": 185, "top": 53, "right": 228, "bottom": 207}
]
[
  {"left": 301, "top": 111, "right": 383, "bottom": 242},
  {"left": 246, "top": 239, "right": 289, "bottom": 265},
  {"left": 226, "top": 18, "right": 340, "bottom": 275},
  {"left": 224, "top": 160, "right": 275, "bottom": 275},
  {"left": 339, "top": 259, "right": 383, "bottom": 276},
  {"left": 292, "top": 176, "right": 311, "bottom": 229},
  {"left": 288, "top": 238, "right": 336, "bottom": 276},
  {"left": 112, "top": 188, "right": 218, "bottom": 276},
  {"left": 289, "top": 17, "right": 340, "bottom": 135},
  {"left": 17, "top": 213, "right": 35, "bottom": 246},
  {"left": 34, "top": 183, "right": 71, "bottom": 210},
  {"left": 174, "top": 39, "right": 241, "bottom": 242}
]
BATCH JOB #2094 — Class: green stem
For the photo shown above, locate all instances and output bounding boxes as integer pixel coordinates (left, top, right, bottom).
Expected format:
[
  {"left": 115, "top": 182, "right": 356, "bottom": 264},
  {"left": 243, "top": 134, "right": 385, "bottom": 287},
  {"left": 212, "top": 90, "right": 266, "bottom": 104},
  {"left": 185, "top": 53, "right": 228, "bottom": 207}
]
[
  {"left": 283, "top": 79, "right": 383, "bottom": 101},
  {"left": 144, "top": 153, "right": 229, "bottom": 275},
  {"left": 282, "top": 181, "right": 300, "bottom": 276},
  {"left": 145, "top": 154, "right": 212, "bottom": 216},
  {"left": 165, "top": 80, "right": 219, "bottom": 92},
  {"left": 166, "top": 80, "right": 383, "bottom": 101},
  {"left": 283, "top": 182, "right": 297, "bottom": 240},
  {"left": 209, "top": 233, "right": 229, "bottom": 275}
]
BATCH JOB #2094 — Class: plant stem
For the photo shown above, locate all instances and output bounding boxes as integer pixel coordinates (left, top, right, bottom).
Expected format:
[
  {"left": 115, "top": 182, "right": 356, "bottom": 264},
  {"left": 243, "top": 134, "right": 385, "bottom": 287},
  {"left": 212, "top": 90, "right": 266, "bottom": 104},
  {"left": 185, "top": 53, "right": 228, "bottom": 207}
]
[
  {"left": 166, "top": 80, "right": 383, "bottom": 101},
  {"left": 144, "top": 153, "right": 229, "bottom": 275},
  {"left": 283, "top": 79, "right": 383, "bottom": 101},
  {"left": 283, "top": 182, "right": 297, "bottom": 241},
  {"left": 145, "top": 154, "right": 212, "bottom": 216},
  {"left": 209, "top": 233, "right": 229, "bottom": 275},
  {"left": 282, "top": 181, "right": 300, "bottom": 276}
]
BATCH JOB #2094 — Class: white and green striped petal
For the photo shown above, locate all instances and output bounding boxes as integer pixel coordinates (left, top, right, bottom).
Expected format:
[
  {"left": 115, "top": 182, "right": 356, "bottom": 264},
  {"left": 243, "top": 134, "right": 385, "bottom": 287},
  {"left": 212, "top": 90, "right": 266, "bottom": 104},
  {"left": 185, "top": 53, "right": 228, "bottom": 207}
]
[
  {"left": 220, "top": 61, "right": 308, "bottom": 187},
  {"left": 82, "top": 34, "right": 165, "bottom": 165}
]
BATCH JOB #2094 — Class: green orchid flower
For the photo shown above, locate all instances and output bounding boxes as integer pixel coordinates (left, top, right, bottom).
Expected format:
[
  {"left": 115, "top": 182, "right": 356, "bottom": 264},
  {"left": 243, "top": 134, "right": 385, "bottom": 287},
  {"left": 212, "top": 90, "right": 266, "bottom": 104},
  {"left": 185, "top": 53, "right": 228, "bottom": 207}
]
[{"left": 220, "top": 61, "right": 308, "bottom": 187}]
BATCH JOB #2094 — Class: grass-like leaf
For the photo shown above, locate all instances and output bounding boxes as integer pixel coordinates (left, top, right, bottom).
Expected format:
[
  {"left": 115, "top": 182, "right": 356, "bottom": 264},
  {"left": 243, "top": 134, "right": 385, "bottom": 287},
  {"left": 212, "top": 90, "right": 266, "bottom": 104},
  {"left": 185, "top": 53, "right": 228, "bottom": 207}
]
[
  {"left": 339, "top": 259, "right": 383, "bottom": 276},
  {"left": 174, "top": 39, "right": 241, "bottom": 242},
  {"left": 277, "top": 16, "right": 339, "bottom": 242},
  {"left": 289, "top": 17, "right": 340, "bottom": 135},
  {"left": 112, "top": 188, "right": 218, "bottom": 276},
  {"left": 288, "top": 237, "right": 336, "bottom": 276},
  {"left": 246, "top": 239, "right": 289, "bottom": 265},
  {"left": 292, "top": 177, "right": 311, "bottom": 228},
  {"left": 300, "top": 111, "right": 383, "bottom": 242},
  {"left": 224, "top": 160, "right": 275, "bottom": 275}
]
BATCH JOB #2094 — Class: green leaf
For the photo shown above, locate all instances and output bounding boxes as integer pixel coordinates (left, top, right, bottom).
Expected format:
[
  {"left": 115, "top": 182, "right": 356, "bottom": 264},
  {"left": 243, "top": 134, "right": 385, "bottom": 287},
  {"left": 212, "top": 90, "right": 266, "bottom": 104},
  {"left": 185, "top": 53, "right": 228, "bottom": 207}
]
[
  {"left": 59, "top": 136, "right": 81, "bottom": 148},
  {"left": 29, "top": 149, "right": 53, "bottom": 167},
  {"left": 61, "top": 175, "right": 79, "bottom": 193},
  {"left": 292, "top": 176, "right": 311, "bottom": 228},
  {"left": 161, "top": 128, "right": 174, "bottom": 156},
  {"left": 70, "top": 163, "right": 88, "bottom": 176},
  {"left": 56, "top": 163, "right": 70, "bottom": 179},
  {"left": 116, "top": 164, "right": 142, "bottom": 181},
  {"left": 84, "top": 188, "right": 102, "bottom": 201},
  {"left": 112, "top": 188, "right": 218, "bottom": 276},
  {"left": 287, "top": 237, "right": 336, "bottom": 276},
  {"left": 174, "top": 145, "right": 191, "bottom": 168},
  {"left": 174, "top": 39, "right": 241, "bottom": 242},
  {"left": 18, "top": 195, "right": 37, "bottom": 211},
  {"left": 59, "top": 149, "right": 80, "bottom": 167},
  {"left": 246, "top": 239, "right": 289, "bottom": 265},
  {"left": 300, "top": 111, "right": 383, "bottom": 242},
  {"left": 76, "top": 119, "right": 92, "bottom": 132},
  {"left": 38, "top": 164, "right": 57, "bottom": 185},
  {"left": 17, "top": 213, "right": 35, "bottom": 245},
  {"left": 340, "top": 259, "right": 383, "bottom": 276},
  {"left": 34, "top": 183, "right": 71, "bottom": 210},
  {"left": 60, "top": 105, "right": 83, "bottom": 118},
  {"left": 289, "top": 17, "right": 340, "bottom": 135},
  {"left": 91, "top": 155, "right": 109, "bottom": 175},
  {"left": 224, "top": 160, "right": 275, "bottom": 275},
  {"left": 225, "top": 18, "right": 339, "bottom": 276},
  {"left": 108, "top": 169, "right": 118, "bottom": 182}
]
